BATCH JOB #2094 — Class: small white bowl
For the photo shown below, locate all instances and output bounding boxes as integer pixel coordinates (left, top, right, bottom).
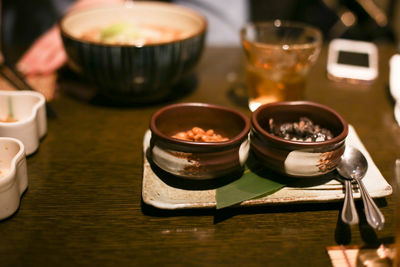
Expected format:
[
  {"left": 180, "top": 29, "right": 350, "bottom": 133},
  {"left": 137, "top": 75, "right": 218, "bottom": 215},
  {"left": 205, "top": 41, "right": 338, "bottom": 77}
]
[
  {"left": 0, "top": 90, "right": 47, "bottom": 155},
  {"left": 0, "top": 137, "right": 28, "bottom": 220}
]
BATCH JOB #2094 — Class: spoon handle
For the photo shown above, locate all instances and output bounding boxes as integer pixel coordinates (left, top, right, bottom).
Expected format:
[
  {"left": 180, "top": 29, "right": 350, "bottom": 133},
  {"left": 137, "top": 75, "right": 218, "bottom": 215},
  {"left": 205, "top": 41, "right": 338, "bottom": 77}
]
[
  {"left": 341, "top": 179, "right": 359, "bottom": 225},
  {"left": 356, "top": 179, "right": 385, "bottom": 230}
]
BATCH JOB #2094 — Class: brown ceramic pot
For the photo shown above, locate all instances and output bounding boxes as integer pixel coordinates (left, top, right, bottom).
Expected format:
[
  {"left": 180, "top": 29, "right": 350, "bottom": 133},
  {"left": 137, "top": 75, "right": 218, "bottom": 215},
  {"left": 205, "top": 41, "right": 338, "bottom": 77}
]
[
  {"left": 150, "top": 103, "right": 251, "bottom": 179},
  {"left": 250, "top": 101, "right": 348, "bottom": 178}
]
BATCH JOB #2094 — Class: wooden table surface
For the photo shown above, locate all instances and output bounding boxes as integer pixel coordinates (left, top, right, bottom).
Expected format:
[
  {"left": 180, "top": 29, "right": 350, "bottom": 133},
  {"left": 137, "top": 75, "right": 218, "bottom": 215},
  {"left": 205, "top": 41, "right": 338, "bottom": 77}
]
[{"left": 1, "top": 43, "right": 400, "bottom": 266}]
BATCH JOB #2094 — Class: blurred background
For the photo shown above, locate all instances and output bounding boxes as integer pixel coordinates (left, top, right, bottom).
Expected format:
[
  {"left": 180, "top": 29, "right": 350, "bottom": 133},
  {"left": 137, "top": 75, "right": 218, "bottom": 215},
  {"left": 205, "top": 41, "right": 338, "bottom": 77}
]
[
  {"left": 174, "top": 0, "right": 400, "bottom": 46},
  {"left": 1, "top": 0, "right": 400, "bottom": 53}
]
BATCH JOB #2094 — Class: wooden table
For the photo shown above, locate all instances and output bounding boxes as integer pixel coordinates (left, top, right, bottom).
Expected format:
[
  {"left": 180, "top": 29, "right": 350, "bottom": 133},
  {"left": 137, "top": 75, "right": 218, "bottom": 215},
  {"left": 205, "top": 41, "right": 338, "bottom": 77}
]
[{"left": 1, "top": 43, "right": 400, "bottom": 266}]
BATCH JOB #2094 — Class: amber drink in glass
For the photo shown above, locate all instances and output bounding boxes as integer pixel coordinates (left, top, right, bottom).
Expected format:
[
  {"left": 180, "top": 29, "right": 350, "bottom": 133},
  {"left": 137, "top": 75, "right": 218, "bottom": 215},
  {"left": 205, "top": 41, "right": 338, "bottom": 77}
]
[{"left": 241, "top": 20, "right": 322, "bottom": 111}]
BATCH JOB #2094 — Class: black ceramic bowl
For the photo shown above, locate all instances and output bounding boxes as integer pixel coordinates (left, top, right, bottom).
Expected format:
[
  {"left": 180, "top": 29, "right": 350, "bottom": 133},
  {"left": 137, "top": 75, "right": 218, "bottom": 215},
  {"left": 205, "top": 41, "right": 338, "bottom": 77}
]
[
  {"left": 251, "top": 101, "right": 348, "bottom": 178},
  {"left": 149, "top": 103, "right": 251, "bottom": 179},
  {"left": 60, "top": 1, "right": 206, "bottom": 104}
]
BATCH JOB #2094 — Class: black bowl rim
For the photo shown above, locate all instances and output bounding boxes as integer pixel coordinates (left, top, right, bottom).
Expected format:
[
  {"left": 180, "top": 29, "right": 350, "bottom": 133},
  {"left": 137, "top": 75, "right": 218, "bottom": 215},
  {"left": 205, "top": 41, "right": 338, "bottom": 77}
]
[
  {"left": 150, "top": 102, "right": 251, "bottom": 148},
  {"left": 59, "top": 1, "right": 207, "bottom": 48},
  {"left": 251, "top": 101, "right": 349, "bottom": 147}
]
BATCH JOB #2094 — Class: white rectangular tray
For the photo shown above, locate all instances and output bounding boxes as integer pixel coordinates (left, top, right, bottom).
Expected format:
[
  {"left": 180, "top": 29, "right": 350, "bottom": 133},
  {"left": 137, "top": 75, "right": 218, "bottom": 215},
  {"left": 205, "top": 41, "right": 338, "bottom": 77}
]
[{"left": 142, "top": 125, "right": 392, "bottom": 209}]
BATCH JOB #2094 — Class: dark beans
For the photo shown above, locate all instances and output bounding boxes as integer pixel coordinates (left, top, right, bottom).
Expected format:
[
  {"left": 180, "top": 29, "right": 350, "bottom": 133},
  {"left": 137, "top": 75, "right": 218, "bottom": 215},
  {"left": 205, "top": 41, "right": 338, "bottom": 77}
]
[{"left": 268, "top": 117, "right": 333, "bottom": 142}]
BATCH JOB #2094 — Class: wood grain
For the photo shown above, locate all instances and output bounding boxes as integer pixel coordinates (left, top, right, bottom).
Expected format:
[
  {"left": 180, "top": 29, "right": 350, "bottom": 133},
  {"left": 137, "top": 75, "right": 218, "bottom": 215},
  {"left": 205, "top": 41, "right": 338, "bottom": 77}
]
[{"left": 0, "top": 44, "right": 399, "bottom": 266}]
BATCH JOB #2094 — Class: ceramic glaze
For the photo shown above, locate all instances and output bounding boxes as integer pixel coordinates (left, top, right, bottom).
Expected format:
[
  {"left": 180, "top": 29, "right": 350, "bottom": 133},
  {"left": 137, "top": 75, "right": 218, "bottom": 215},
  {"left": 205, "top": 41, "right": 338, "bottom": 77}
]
[
  {"left": 149, "top": 103, "right": 251, "bottom": 179},
  {"left": 151, "top": 138, "right": 250, "bottom": 179},
  {"left": 0, "top": 90, "right": 47, "bottom": 155},
  {"left": 284, "top": 147, "right": 345, "bottom": 177},
  {"left": 0, "top": 137, "right": 27, "bottom": 220},
  {"left": 251, "top": 101, "right": 348, "bottom": 178}
]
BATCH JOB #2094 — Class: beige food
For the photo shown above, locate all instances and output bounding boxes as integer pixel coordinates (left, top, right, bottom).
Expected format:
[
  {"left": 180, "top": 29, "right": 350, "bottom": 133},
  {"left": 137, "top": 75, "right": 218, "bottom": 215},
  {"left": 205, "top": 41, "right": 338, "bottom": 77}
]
[
  {"left": 172, "top": 127, "right": 229, "bottom": 142},
  {"left": 0, "top": 114, "right": 17, "bottom": 123},
  {"left": 81, "top": 22, "right": 184, "bottom": 45}
]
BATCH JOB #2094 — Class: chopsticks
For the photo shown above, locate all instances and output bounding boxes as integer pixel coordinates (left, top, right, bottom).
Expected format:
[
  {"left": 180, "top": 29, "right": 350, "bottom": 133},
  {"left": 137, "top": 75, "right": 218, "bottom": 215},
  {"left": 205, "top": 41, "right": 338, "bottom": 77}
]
[
  {"left": 0, "top": 62, "right": 57, "bottom": 118},
  {"left": 0, "top": 0, "right": 55, "bottom": 118}
]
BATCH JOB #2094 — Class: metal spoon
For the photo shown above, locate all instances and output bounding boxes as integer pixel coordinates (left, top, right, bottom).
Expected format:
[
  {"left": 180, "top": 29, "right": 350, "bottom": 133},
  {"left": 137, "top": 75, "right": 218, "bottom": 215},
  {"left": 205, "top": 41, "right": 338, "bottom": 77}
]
[
  {"left": 337, "top": 146, "right": 385, "bottom": 230},
  {"left": 336, "top": 146, "right": 359, "bottom": 225},
  {"left": 337, "top": 173, "right": 359, "bottom": 225}
]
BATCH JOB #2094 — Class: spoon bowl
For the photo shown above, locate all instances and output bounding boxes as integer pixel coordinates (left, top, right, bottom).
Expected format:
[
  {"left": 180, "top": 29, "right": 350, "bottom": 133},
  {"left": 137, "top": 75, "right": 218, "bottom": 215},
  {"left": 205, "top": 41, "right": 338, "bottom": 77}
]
[
  {"left": 337, "top": 147, "right": 368, "bottom": 180},
  {"left": 337, "top": 146, "right": 385, "bottom": 230}
]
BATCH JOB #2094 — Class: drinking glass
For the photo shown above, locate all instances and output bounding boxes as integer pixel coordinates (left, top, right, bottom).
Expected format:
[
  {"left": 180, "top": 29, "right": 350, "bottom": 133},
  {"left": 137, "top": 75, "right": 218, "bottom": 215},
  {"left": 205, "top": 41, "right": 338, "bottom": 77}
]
[{"left": 240, "top": 20, "right": 322, "bottom": 111}]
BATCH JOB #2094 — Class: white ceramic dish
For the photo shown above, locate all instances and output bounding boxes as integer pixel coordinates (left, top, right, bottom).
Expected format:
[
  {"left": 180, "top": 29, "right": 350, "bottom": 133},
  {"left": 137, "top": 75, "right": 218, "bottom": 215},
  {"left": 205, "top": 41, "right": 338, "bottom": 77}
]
[
  {"left": 390, "top": 54, "right": 400, "bottom": 102},
  {"left": 0, "top": 137, "right": 28, "bottom": 220},
  {"left": 142, "top": 125, "right": 392, "bottom": 209},
  {"left": 0, "top": 90, "right": 47, "bottom": 155},
  {"left": 390, "top": 54, "right": 400, "bottom": 126},
  {"left": 395, "top": 103, "right": 400, "bottom": 126}
]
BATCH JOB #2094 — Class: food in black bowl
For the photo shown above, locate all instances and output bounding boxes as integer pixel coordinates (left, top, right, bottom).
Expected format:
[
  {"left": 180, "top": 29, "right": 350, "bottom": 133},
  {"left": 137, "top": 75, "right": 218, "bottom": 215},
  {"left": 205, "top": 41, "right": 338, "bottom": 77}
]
[{"left": 60, "top": 1, "right": 207, "bottom": 104}]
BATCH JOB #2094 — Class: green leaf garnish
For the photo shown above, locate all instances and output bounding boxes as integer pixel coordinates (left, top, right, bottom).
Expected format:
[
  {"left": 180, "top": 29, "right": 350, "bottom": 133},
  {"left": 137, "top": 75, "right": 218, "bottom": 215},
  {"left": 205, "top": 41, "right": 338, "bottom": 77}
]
[
  {"left": 100, "top": 23, "right": 138, "bottom": 42},
  {"left": 216, "top": 165, "right": 285, "bottom": 209},
  {"left": 8, "top": 96, "right": 13, "bottom": 118}
]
